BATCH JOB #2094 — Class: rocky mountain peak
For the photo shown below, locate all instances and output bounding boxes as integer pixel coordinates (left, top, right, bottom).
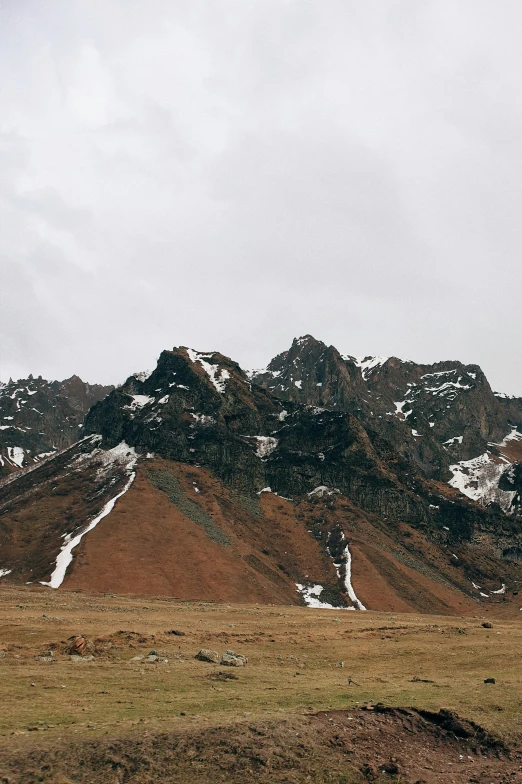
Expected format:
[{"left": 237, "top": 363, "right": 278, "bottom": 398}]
[
  {"left": 250, "top": 335, "right": 368, "bottom": 413},
  {"left": 250, "top": 337, "right": 522, "bottom": 518}
]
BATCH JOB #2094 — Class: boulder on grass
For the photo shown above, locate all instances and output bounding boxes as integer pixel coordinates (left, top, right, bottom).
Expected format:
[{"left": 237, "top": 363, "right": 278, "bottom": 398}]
[
  {"left": 65, "top": 635, "right": 92, "bottom": 656},
  {"left": 195, "top": 648, "right": 220, "bottom": 664},
  {"left": 220, "top": 650, "right": 248, "bottom": 667}
]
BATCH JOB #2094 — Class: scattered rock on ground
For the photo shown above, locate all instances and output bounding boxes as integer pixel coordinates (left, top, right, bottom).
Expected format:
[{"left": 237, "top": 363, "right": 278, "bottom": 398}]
[
  {"left": 209, "top": 670, "right": 239, "bottom": 681},
  {"left": 220, "top": 650, "right": 248, "bottom": 667},
  {"left": 65, "top": 635, "right": 92, "bottom": 656},
  {"left": 482, "top": 622, "right": 493, "bottom": 629},
  {"left": 146, "top": 653, "right": 168, "bottom": 663},
  {"left": 35, "top": 649, "right": 54, "bottom": 662},
  {"left": 195, "top": 649, "right": 220, "bottom": 664}
]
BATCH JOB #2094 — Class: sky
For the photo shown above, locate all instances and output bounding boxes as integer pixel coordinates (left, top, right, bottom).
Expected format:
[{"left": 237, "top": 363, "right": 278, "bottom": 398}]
[{"left": 1, "top": 1, "right": 521, "bottom": 394}]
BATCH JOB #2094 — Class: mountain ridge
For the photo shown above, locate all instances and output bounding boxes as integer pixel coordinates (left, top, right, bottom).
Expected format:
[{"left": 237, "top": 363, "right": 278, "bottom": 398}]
[
  {"left": 0, "top": 336, "right": 520, "bottom": 614},
  {"left": 0, "top": 375, "right": 114, "bottom": 475}
]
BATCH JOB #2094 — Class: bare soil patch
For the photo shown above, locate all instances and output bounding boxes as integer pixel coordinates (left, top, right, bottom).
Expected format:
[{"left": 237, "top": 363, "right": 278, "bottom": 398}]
[{"left": 1, "top": 706, "right": 520, "bottom": 784}]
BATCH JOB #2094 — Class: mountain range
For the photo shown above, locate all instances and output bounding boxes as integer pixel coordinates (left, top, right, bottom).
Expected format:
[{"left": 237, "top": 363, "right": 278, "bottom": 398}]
[
  {"left": 0, "top": 336, "right": 520, "bottom": 615},
  {"left": 0, "top": 375, "right": 113, "bottom": 474}
]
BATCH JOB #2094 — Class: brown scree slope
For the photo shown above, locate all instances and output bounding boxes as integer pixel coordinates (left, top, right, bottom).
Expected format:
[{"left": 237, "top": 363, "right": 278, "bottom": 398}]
[{"left": 59, "top": 458, "right": 478, "bottom": 614}]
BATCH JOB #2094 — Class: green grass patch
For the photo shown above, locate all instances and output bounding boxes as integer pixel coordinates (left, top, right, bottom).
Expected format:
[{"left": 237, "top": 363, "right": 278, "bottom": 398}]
[{"left": 147, "top": 468, "right": 231, "bottom": 546}]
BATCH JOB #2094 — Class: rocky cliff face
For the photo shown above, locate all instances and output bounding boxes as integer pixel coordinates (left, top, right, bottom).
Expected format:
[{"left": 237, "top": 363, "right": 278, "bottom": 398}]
[
  {"left": 251, "top": 336, "right": 522, "bottom": 518},
  {"left": 496, "top": 393, "right": 522, "bottom": 430},
  {"left": 0, "top": 375, "right": 113, "bottom": 475},
  {"left": 249, "top": 335, "right": 368, "bottom": 414}
]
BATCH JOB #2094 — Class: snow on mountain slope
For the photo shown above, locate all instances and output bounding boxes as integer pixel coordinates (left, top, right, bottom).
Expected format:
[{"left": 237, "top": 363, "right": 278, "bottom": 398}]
[
  {"left": 42, "top": 444, "right": 137, "bottom": 588},
  {"left": 344, "top": 355, "right": 390, "bottom": 380},
  {"left": 448, "top": 428, "right": 522, "bottom": 516},
  {"left": 449, "top": 453, "right": 515, "bottom": 513},
  {"left": 1, "top": 338, "right": 521, "bottom": 611},
  {"left": 186, "top": 349, "right": 231, "bottom": 394},
  {"left": 251, "top": 336, "right": 521, "bottom": 517},
  {"left": 0, "top": 375, "right": 113, "bottom": 475},
  {"left": 0, "top": 435, "right": 138, "bottom": 586}
]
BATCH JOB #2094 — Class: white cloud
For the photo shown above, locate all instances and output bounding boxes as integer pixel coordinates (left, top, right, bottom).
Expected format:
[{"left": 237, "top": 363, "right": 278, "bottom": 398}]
[{"left": 1, "top": 1, "right": 521, "bottom": 393}]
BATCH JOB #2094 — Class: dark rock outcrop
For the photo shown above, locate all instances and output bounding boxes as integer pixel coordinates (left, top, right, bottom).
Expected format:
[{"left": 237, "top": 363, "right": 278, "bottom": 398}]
[
  {"left": 0, "top": 375, "right": 113, "bottom": 475},
  {"left": 83, "top": 345, "right": 518, "bottom": 547}
]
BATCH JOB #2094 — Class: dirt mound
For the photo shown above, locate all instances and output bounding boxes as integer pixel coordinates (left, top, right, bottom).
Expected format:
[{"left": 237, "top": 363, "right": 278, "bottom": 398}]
[{"left": 1, "top": 708, "right": 519, "bottom": 784}]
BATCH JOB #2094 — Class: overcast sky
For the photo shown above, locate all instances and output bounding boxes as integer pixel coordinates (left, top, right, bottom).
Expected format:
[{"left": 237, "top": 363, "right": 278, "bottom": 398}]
[{"left": 1, "top": 1, "right": 521, "bottom": 394}]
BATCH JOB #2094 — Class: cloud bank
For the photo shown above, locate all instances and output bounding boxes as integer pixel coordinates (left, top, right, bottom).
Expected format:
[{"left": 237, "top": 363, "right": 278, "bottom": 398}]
[{"left": 1, "top": 1, "right": 521, "bottom": 393}]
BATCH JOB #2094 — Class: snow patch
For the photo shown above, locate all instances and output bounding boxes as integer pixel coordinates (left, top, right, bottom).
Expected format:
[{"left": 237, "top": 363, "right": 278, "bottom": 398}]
[
  {"left": 239, "top": 435, "right": 278, "bottom": 459},
  {"left": 295, "top": 583, "right": 340, "bottom": 609},
  {"left": 124, "top": 394, "right": 154, "bottom": 412},
  {"left": 7, "top": 446, "right": 24, "bottom": 467},
  {"left": 190, "top": 413, "right": 215, "bottom": 425},
  {"left": 256, "top": 486, "right": 293, "bottom": 500},
  {"left": 34, "top": 451, "right": 57, "bottom": 461},
  {"left": 448, "top": 453, "right": 516, "bottom": 514},
  {"left": 254, "top": 436, "right": 278, "bottom": 459},
  {"left": 393, "top": 401, "right": 412, "bottom": 418},
  {"left": 94, "top": 442, "right": 138, "bottom": 480},
  {"left": 0, "top": 569, "right": 12, "bottom": 577},
  {"left": 307, "top": 486, "right": 340, "bottom": 497},
  {"left": 498, "top": 427, "right": 522, "bottom": 446},
  {"left": 342, "top": 544, "right": 366, "bottom": 610},
  {"left": 423, "top": 379, "right": 472, "bottom": 397},
  {"left": 133, "top": 370, "right": 152, "bottom": 382},
  {"left": 349, "top": 356, "right": 389, "bottom": 380},
  {"left": 490, "top": 583, "right": 506, "bottom": 595},
  {"left": 186, "top": 349, "right": 230, "bottom": 394}
]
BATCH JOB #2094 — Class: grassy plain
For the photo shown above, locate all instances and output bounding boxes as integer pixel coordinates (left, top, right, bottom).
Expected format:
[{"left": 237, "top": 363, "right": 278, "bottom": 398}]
[{"left": 0, "top": 585, "right": 521, "bottom": 781}]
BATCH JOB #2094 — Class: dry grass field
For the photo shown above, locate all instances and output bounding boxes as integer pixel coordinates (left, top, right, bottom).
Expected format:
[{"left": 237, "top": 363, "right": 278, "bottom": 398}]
[{"left": 1, "top": 584, "right": 521, "bottom": 783}]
